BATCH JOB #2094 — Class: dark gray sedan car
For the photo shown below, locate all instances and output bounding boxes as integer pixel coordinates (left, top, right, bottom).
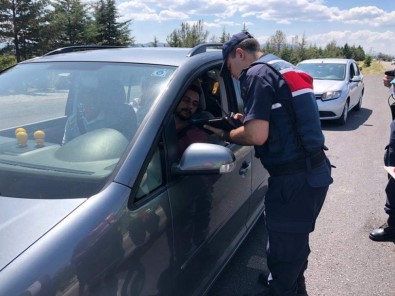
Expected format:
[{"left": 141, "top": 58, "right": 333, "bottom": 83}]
[{"left": 0, "top": 45, "right": 268, "bottom": 296}]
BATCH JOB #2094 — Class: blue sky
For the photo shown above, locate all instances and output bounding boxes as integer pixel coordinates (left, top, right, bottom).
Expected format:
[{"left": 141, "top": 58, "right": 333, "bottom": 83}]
[{"left": 114, "top": 0, "right": 395, "bottom": 56}]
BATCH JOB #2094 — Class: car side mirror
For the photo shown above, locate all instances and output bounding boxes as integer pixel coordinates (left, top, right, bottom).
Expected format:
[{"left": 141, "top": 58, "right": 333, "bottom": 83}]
[
  {"left": 351, "top": 76, "right": 362, "bottom": 82},
  {"left": 171, "top": 143, "right": 236, "bottom": 175}
]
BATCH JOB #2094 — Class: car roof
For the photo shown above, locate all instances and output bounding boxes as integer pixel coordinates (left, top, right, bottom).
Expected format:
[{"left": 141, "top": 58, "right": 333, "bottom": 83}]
[
  {"left": 298, "top": 58, "right": 354, "bottom": 64},
  {"left": 22, "top": 46, "right": 222, "bottom": 67}
]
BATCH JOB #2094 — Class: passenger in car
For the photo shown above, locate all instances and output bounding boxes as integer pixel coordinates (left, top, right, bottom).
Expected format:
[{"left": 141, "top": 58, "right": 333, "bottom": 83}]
[
  {"left": 62, "top": 82, "right": 137, "bottom": 144},
  {"left": 175, "top": 83, "right": 210, "bottom": 156},
  {"left": 62, "top": 87, "right": 105, "bottom": 144}
]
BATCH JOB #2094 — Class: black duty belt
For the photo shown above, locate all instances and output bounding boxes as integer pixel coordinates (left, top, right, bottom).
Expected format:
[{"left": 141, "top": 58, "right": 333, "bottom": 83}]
[{"left": 266, "top": 150, "right": 326, "bottom": 176}]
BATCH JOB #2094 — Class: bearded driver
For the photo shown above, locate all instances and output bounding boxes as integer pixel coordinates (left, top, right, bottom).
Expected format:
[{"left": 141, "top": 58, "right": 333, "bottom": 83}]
[{"left": 175, "top": 84, "right": 209, "bottom": 156}]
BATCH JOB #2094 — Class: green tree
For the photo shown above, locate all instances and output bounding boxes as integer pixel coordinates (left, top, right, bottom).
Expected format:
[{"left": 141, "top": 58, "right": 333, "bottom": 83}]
[
  {"left": 343, "top": 43, "right": 352, "bottom": 59},
  {"left": 364, "top": 55, "right": 372, "bottom": 67},
  {"left": 305, "top": 44, "right": 321, "bottom": 60},
  {"left": 0, "top": 0, "right": 13, "bottom": 43},
  {"left": 241, "top": 23, "right": 248, "bottom": 32},
  {"left": 0, "top": 0, "right": 49, "bottom": 61},
  {"left": 324, "top": 40, "right": 342, "bottom": 58},
  {"left": 152, "top": 36, "right": 159, "bottom": 47},
  {"left": 291, "top": 33, "right": 309, "bottom": 63},
  {"left": 166, "top": 20, "right": 208, "bottom": 47},
  {"left": 209, "top": 28, "right": 230, "bottom": 43},
  {"left": 166, "top": 30, "right": 182, "bottom": 47},
  {"left": 93, "top": 0, "right": 134, "bottom": 46},
  {"left": 352, "top": 45, "right": 365, "bottom": 61},
  {"left": 220, "top": 28, "right": 231, "bottom": 43},
  {"left": 266, "top": 30, "right": 287, "bottom": 55},
  {"left": 0, "top": 54, "right": 16, "bottom": 71},
  {"left": 279, "top": 46, "right": 293, "bottom": 64},
  {"left": 45, "top": 0, "right": 89, "bottom": 50}
]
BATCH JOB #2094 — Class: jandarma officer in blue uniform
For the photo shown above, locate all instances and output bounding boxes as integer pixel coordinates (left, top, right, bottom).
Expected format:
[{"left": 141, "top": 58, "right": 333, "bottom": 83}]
[
  {"left": 369, "top": 73, "right": 395, "bottom": 242},
  {"left": 204, "top": 32, "right": 333, "bottom": 296}
]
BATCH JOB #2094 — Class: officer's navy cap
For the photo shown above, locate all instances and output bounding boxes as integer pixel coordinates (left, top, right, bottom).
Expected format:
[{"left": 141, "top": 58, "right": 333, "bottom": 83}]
[{"left": 220, "top": 31, "right": 254, "bottom": 76}]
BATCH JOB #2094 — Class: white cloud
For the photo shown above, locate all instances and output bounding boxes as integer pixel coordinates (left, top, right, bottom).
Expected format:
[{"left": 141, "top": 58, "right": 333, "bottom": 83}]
[
  {"left": 236, "top": 1, "right": 395, "bottom": 28},
  {"left": 307, "top": 30, "right": 395, "bottom": 55},
  {"left": 238, "top": 0, "right": 334, "bottom": 23},
  {"left": 113, "top": 0, "right": 395, "bottom": 55},
  {"left": 118, "top": 1, "right": 189, "bottom": 21},
  {"left": 116, "top": 1, "right": 395, "bottom": 27},
  {"left": 331, "top": 6, "right": 395, "bottom": 27},
  {"left": 158, "top": 10, "right": 189, "bottom": 21},
  {"left": 117, "top": 2, "right": 159, "bottom": 21}
]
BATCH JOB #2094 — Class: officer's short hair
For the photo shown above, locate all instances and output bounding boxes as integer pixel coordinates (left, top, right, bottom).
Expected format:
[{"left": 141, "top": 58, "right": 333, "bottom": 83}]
[{"left": 229, "top": 38, "right": 260, "bottom": 59}]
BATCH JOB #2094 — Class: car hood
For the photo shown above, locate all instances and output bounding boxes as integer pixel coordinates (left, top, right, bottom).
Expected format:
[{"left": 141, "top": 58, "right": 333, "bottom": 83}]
[
  {"left": 0, "top": 196, "right": 86, "bottom": 271},
  {"left": 312, "top": 79, "right": 345, "bottom": 94}
]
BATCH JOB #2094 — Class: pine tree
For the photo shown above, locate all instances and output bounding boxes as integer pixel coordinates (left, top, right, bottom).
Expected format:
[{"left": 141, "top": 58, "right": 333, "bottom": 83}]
[
  {"left": 47, "top": 0, "right": 90, "bottom": 48},
  {"left": 93, "top": 0, "right": 134, "bottom": 46},
  {"left": 220, "top": 28, "right": 230, "bottom": 43},
  {"left": 0, "top": 0, "right": 13, "bottom": 41},
  {"left": 266, "top": 30, "right": 287, "bottom": 55},
  {"left": 166, "top": 30, "right": 182, "bottom": 47},
  {"left": 152, "top": 36, "right": 159, "bottom": 47},
  {"left": 0, "top": 0, "right": 49, "bottom": 61},
  {"left": 343, "top": 43, "right": 352, "bottom": 59},
  {"left": 166, "top": 20, "right": 208, "bottom": 47}
]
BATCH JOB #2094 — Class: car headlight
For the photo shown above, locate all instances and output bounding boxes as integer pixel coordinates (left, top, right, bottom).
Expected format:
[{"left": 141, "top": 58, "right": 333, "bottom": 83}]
[{"left": 321, "top": 91, "right": 342, "bottom": 101}]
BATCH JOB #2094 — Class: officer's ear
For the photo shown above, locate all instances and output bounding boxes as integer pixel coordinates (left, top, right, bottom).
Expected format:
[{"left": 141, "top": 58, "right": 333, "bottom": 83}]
[{"left": 235, "top": 47, "right": 247, "bottom": 60}]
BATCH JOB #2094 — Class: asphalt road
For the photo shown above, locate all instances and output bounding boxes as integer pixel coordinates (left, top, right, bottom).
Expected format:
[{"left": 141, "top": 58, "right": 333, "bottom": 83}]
[{"left": 207, "top": 69, "right": 395, "bottom": 296}]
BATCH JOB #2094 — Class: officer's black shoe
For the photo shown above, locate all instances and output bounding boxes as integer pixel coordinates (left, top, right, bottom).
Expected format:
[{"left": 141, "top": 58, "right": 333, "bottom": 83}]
[
  {"left": 369, "top": 223, "right": 395, "bottom": 242},
  {"left": 258, "top": 272, "right": 309, "bottom": 295}
]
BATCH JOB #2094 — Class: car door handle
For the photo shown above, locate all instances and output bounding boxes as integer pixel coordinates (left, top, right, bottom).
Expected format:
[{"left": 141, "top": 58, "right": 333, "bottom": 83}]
[{"left": 239, "top": 161, "right": 251, "bottom": 176}]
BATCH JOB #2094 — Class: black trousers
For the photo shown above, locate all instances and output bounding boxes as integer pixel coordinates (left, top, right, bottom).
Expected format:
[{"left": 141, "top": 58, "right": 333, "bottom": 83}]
[
  {"left": 384, "top": 120, "right": 395, "bottom": 226},
  {"left": 264, "top": 160, "right": 331, "bottom": 296}
]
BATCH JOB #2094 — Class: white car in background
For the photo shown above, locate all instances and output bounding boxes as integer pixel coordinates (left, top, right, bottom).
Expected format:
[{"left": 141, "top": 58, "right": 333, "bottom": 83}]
[{"left": 297, "top": 58, "right": 364, "bottom": 125}]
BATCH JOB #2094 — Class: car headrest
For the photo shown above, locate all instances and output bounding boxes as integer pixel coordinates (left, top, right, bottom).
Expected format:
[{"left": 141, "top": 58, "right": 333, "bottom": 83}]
[{"left": 99, "top": 80, "right": 126, "bottom": 106}]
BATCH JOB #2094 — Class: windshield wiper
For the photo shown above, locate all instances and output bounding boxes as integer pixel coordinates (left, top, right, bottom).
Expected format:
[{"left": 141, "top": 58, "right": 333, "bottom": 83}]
[{"left": 0, "top": 159, "right": 93, "bottom": 175}]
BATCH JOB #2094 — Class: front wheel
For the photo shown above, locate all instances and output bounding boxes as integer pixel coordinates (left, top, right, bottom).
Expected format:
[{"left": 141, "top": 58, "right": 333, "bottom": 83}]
[{"left": 336, "top": 101, "right": 349, "bottom": 125}]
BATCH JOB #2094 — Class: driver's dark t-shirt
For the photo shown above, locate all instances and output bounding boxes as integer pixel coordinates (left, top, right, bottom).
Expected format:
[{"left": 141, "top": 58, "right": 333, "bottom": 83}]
[{"left": 177, "top": 125, "right": 209, "bottom": 156}]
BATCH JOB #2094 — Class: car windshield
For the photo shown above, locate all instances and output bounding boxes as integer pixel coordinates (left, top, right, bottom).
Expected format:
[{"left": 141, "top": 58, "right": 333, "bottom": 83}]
[
  {"left": 298, "top": 63, "right": 346, "bottom": 81},
  {"left": 0, "top": 61, "right": 175, "bottom": 199}
]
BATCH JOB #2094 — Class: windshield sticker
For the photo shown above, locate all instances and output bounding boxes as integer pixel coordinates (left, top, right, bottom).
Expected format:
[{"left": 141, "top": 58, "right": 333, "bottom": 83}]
[{"left": 151, "top": 70, "right": 168, "bottom": 77}]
